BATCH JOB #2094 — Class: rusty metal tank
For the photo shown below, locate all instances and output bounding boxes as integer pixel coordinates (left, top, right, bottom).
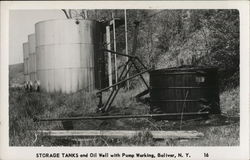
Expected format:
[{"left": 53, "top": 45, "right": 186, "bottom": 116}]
[
  {"left": 28, "top": 34, "right": 36, "bottom": 82},
  {"left": 150, "top": 66, "right": 220, "bottom": 119},
  {"left": 23, "top": 42, "right": 29, "bottom": 81},
  {"left": 35, "top": 19, "right": 104, "bottom": 93}
]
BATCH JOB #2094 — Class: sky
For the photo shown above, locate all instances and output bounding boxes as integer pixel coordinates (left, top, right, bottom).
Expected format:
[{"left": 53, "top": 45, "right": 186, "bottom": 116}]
[{"left": 9, "top": 10, "right": 65, "bottom": 65}]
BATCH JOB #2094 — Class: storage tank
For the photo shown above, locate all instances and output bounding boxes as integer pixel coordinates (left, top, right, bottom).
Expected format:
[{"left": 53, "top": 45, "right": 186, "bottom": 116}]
[
  {"left": 150, "top": 66, "right": 220, "bottom": 119},
  {"left": 23, "top": 42, "right": 29, "bottom": 82},
  {"left": 28, "top": 34, "right": 36, "bottom": 82},
  {"left": 35, "top": 19, "right": 104, "bottom": 93}
]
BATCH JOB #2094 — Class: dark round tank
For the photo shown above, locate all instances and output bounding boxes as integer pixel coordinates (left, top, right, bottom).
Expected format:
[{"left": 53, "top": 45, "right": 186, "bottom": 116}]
[{"left": 150, "top": 65, "right": 220, "bottom": 119}]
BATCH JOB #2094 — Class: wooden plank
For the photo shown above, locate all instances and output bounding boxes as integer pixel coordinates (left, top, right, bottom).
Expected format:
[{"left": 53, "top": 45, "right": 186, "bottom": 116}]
[{"left": 36, "top": 130, "right": 204, "bottom": 139}]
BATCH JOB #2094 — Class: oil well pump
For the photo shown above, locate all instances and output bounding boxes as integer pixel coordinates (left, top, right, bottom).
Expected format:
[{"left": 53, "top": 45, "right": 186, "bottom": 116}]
[{"left": 34, "top": 17, "right": 217, "bottom": 126}]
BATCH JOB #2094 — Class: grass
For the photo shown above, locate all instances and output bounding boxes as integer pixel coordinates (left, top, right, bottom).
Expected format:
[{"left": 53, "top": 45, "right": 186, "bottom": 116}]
[
  {"left": 220, "top": 86, "right": 240, "bottom": 117},
  {"left": 9, "top": 85, "right": 239, "bottom": 146},
  {"left": 173, "top": 123, "right": 239, "bottom": 146}
]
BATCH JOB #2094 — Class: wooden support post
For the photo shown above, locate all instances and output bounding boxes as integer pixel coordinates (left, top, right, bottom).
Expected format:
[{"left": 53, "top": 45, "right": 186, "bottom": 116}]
[
  {"left": 36, "top": 130, "right": 204, "bottom": 139},
  {"left": 106, "top": 25, "right": 112, "bottom": 90},
  {"left": 112, "top": 12, "right": 118, "bottom": 86},
  {"left": 124, "top": 9, "right": 130, "bottom": 90}
]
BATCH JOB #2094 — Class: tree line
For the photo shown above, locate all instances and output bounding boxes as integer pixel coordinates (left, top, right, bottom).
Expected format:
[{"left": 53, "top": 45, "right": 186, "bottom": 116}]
[{"left": 63, "top": 9, "right": 239, "bottom": 90}]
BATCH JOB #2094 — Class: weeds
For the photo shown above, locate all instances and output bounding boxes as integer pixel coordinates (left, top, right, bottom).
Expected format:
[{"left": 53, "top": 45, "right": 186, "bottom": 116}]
[
  {"left": 220, "top": 86, "right": 239, "bottom": 116},
  {"left": 9, "top": 86, "right": 239, "bottom": 146}
]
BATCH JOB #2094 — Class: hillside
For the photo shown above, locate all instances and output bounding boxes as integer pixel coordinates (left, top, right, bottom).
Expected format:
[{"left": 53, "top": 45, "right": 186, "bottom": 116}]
[{"left": 9, "top": 63, "right": 24, "bottom": 85}]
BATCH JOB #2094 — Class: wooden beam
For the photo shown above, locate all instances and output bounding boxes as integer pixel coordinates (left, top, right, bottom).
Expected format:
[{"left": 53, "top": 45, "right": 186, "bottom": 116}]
[
  {"left": 112, "top": 12, "right": 118, "bottom": 86},
  {"left": 36, "top": 130, "right": 204, "bottom": 139},
  {"left": 124, "top": 9, "right": 130, "bottom": 89},
  {"left": 106, "top": 25, "right": 112, "bottom": 90}
]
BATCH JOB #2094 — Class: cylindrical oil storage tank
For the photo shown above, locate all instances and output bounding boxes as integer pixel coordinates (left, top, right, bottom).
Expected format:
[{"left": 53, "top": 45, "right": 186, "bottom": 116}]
[
  {"left": 150, "top": 66, "right": 220, "bottom": 119},
  {"left": 23, "top": 42, "right": 29, "bottom": 82},
  {"left": 28, "top": 34, "right": 36, "bottom": 82},
  {"left": 35, "top": 19, "right": 104, "bottom": 93}
]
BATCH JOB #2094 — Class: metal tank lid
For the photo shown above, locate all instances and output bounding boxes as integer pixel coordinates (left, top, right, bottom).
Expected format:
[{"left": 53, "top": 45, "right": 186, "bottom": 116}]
[
  {"left": 35, "top": 18, "right": 99, "bottom": 26},
  {"left": 150, "top": 65, "right": 218, "bottom": 73}
]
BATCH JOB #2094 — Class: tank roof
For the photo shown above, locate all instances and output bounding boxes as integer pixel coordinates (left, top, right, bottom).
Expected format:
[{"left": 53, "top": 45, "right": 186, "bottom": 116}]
[
  {"left": 151, "top": 65, "right": 218, "bottom": 73},
  {"left": 35, "top": 18, "right": 99, "bottom": 26}
]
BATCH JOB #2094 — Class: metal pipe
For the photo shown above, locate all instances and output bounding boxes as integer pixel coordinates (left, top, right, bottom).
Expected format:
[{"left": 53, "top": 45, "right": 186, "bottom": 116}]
[
  {"left": 102, "top": 49, "right": 149, "bottom": 73},
  {"left": 131, "top": 59, "right": 149, "bottom": 89},
  {"left": 135, "top": 57, "right": 148, "bottom": 70},
  {"left": 103, "top": 62, "right": 133, "bottom": 112},
  {"left": 34, "top": 112, "right": 209, "bottom": 122},
  {"left": 103, "top": 86, "right": 121, "bottom": 112},
  {"left": 103, "top": 49, "right": 136, "bottom": 58},
  {"left": 102, "top": 86, "right": 116, "bottom": 110},
  {"left": 61, "top": 9, "right": 70, "bottom": 19},
  {"left": 102, "top": 49, "right": 149, "bottom": 75},
  {"left": 102, "top": 59, "right": 131, "bottom": 110},
  {"left": 97, "top": 68, "right": 151, "bottom": 94}
]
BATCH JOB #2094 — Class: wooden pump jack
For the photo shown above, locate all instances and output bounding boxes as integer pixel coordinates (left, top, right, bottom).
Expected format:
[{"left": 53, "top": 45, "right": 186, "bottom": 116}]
[
  {"left": 96, "top": 49, "right": 151, "bottom": 113},
  {"left": 96, "top": 20, "right": 150, "bottom": 113}
]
